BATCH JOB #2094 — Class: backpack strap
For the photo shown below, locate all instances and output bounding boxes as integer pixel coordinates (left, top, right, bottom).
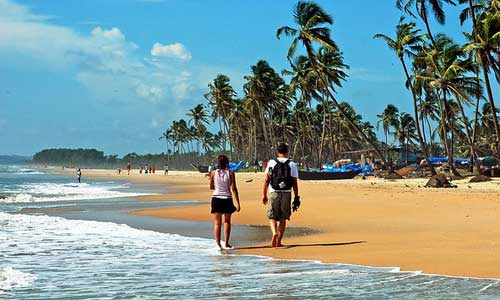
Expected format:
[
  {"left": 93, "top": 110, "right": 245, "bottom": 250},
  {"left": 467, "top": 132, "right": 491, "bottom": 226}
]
[{"left": 274, "top": 158, "right": 290, "bottom": 165}]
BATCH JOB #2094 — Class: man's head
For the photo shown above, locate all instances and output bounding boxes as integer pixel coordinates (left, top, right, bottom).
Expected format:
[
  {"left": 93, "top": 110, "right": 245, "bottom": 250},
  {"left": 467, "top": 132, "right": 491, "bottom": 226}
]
[{"left": 276, "top": 143, "right": 289, "bottom": 157}]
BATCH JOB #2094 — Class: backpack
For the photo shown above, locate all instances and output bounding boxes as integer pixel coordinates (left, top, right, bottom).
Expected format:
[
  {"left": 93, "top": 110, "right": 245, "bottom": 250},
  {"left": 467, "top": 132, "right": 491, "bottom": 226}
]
[{"left": 270, "top": 159, "right": 293, "bottom": 190}]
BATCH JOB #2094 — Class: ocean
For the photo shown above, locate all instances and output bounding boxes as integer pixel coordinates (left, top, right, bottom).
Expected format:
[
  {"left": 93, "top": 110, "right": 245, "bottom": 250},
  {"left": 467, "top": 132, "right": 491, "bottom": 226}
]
[{"left": 1, "top": 164, "right": 499, "bottom": 299}]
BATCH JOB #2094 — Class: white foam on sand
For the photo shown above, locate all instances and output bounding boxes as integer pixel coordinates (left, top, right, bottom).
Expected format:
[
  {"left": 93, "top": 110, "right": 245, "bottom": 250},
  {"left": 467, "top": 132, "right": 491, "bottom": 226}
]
[
  {"left": 1, "top": 182, "right": 151, "bottom": 203},
  {"left": 0, "top": 267, "right": 35, "bottom": 292}
]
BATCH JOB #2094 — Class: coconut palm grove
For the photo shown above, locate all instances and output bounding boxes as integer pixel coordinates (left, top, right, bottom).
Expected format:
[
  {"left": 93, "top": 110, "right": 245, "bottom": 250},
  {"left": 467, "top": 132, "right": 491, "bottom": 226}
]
[{"left": 155, "top": 0, "right": 500, "bottom": 175}]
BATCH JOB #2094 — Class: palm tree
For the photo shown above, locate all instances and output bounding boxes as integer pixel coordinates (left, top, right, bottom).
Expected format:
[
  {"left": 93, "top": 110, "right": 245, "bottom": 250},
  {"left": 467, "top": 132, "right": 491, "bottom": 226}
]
[
  {"left": 277, "top": 1, "right": 388, "bottom": 167},
  {"left": 417, "top": 34, "right": 481, "bottom": 175},
  {"left": 187, "top": 104, "right": 209, "bottom": 155},
  {"left": 417, "top": 89, "right": 440, "bottom": 152},
  {"left": 377, "top": 104, "right": 400, "bottom": 160},
  {"left": 396, "top": 0, "right": 456, "bottom": 46},
  {"left": 205, "top": 74, "right": 236, "bottom": 153},
  {"left": 464, "top": 10, "right": 500, "bottom": 152},
  {"left": 316, "top": 46, "right": 349, "bottom": 164},
  {"left": 395, "top": 113, "right": 418, "bottom": 164},
  {"left": 374, "top": 19, "right": 436, "bottom": 175},
  {"left": 244, "top": 60, "right": 287, "bottom": 158},
  {"left": 159, "top": 128, "right": 173, "bottom": 156}
]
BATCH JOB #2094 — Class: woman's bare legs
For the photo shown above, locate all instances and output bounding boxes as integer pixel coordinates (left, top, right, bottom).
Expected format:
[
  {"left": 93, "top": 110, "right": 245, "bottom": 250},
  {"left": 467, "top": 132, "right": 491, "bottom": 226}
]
[
  {"left": 223, "top": 213, "right": 232, "bottom": 248},
  {"left": 213, "top": 213, "right": 223, "bottom": 250}
]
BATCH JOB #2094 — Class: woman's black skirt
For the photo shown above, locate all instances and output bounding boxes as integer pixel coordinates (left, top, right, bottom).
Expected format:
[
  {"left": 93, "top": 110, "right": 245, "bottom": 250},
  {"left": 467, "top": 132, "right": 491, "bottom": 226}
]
[{"left": 211, "top": 197, "right": 236, "bottom": 214}]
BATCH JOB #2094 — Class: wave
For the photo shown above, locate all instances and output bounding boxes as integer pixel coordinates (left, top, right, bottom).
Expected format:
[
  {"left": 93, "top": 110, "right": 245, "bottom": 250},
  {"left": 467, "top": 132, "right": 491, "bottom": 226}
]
[
  {"left": 0, "top": 267, "right": 35, "bottom": 292},
  {"left": 1, "top": 182, "right": 152, "bottom": 203},
  {"left": 1, "top": 212, "right": 498, "bottom": 299}
]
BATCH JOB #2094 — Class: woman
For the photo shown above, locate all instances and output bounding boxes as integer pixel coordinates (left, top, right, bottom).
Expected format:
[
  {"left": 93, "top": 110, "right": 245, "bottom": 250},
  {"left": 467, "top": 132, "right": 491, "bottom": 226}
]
[{"left": 209, "top": 155, "right": 240, "bottom": 250}]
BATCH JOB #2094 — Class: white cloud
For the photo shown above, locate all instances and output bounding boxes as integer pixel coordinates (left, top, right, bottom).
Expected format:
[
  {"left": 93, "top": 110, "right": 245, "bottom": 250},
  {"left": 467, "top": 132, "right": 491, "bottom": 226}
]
[
  {"left": 135, "top": 84, "right": 163, "bottom": 102},
  {"left": 151, "top": 42, "right": 192, "bottom": 61},
  {"left": 0, "top": 0, "right": 200, "bottom": 105},
  {"left": 0, "top": 0, "right": 50, "bottom": 21}
]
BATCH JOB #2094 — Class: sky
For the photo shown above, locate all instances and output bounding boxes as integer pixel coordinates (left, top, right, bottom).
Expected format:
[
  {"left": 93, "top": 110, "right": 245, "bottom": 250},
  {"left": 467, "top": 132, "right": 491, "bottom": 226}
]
[{"left": 0, "top": 0, "right": 481, "bottom": 156}]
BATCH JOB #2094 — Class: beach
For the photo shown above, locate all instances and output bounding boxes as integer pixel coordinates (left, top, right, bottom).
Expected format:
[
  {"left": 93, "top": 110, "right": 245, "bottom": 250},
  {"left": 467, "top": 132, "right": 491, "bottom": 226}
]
[{"left": 77, "top": 168, "right": 500, "bottom": 279}]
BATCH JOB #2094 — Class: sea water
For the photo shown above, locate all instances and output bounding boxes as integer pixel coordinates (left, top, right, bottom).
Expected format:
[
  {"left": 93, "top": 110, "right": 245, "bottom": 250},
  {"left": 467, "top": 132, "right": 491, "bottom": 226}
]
[{"left": 1, "top": 165, "right": 499, "bottom": 299}]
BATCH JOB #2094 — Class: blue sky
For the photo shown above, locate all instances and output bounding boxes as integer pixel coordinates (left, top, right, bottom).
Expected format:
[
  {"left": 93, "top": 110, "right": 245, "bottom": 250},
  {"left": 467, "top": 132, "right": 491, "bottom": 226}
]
[{"left": 0, "top": 0, "right": 479, "bottom": 156}]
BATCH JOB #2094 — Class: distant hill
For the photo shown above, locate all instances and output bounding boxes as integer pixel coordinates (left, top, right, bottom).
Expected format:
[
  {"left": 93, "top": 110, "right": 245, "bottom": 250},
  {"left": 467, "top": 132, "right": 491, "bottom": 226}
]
[{"left": 0, "top": 155, "right": 32, "bottom": 164}]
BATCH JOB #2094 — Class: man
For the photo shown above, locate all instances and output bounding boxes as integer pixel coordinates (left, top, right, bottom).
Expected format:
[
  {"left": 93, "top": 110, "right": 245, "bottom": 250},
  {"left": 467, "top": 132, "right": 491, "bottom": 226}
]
[
  {"left": 164, "top": 164, "right": 169, "bottom": 176},
  {"left": 262, "top": 143, "right": 300, "bottom": 247}
]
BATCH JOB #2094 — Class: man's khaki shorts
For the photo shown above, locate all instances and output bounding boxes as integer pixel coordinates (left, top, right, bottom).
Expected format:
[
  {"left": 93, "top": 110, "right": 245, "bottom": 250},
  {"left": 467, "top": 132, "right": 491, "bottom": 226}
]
[{"left": 267, "top": 192, "right": 292, "bottom": 220}]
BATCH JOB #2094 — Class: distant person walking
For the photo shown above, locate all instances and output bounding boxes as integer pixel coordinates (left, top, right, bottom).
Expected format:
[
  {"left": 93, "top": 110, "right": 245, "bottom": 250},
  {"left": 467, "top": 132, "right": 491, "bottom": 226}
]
[
  {"left": 209, "top": 154, "right": 241, "bottom": 250},
  {"left": 262, "top": 143, "right": 300, "bottom": 247},
  {"left": 77, "top": 168, "right": 82, "bottom": 183},
  {"left": 152, "top": 165, "right": 156, "bottom": 174},
  {"left": 127, "top": 163, "right": 131, "bottom": 175},
  {"left": 164, "top": 164, "right": 169, "bottom": 176}
]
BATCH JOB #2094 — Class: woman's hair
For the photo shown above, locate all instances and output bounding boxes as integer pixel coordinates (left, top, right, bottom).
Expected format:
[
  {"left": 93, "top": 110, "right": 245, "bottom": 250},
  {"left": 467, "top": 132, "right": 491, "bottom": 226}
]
[{"left": 217, "top": 154, "right": 229, "bottom": 170}]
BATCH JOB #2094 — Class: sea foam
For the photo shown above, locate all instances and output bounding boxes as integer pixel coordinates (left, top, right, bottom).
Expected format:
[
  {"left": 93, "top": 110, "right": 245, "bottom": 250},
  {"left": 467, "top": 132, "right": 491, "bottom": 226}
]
[
  {"left": 1, "top": 182, "right": 151, "bottom": 203},
  {"left": 0, "top": 267, "right": 35, "bottom": 292}
]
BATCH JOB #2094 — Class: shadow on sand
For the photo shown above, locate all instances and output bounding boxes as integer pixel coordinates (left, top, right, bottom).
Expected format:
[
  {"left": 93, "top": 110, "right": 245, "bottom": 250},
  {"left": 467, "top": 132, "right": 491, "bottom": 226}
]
[{"left": 234, "top": 241, "right": 366, "bottom": 250}]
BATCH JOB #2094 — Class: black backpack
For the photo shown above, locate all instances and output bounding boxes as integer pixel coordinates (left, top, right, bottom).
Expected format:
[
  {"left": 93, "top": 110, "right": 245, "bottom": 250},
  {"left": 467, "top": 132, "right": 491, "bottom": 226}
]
[{"left": 270, "top": 159, "right": 293, "bottom": 190}]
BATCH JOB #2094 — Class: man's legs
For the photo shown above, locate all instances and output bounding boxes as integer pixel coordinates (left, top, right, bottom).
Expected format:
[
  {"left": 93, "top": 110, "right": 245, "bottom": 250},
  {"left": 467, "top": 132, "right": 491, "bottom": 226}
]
[
  {"left": 276, "top": 219, "right": 286, "bottom": 247},
  {"left": 223, "top": 213, "right": 232, "bottom": 248},
  {"left": 213, "top": 213, "right": 222, "bottom": 250},
  {"left": 269, "top": 219, "right": 279, "bottom": 247}
]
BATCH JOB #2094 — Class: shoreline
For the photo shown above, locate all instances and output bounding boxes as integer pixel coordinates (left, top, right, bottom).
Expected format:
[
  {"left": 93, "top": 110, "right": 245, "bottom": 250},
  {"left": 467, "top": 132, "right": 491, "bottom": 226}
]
[{"left": 63, "top": 167, "right": 500, "bottom": 279}]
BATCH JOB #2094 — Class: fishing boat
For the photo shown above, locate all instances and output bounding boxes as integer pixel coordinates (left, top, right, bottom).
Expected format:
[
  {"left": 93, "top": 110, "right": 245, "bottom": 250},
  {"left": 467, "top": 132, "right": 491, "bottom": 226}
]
[
  {"left": 481, "top": 167, "right": 500, "bottom": 178},
  {"left": 298, "top": 169, "right": 362, "bottom": 180}
]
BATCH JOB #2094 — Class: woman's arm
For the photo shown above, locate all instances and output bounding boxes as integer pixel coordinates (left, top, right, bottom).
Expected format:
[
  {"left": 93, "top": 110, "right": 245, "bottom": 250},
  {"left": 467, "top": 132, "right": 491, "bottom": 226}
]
[
  {"left": 230, "top": 171, "right": 240, "bottom": 212},
  {"left": 209, "top": 171, "right": 215, "bottom": 190}
]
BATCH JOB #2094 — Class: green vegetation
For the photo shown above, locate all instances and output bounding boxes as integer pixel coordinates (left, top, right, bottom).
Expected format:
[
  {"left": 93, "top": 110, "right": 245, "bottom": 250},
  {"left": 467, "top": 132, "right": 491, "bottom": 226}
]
[
  {"left": 163, "top": 0, "right": 500, "bottom": 173},
  {"left": 34, "top": 1, "right": 500, "bottom": 172},
  {"left": 32, "top": 148, "right": 209, "bottom": 170}
]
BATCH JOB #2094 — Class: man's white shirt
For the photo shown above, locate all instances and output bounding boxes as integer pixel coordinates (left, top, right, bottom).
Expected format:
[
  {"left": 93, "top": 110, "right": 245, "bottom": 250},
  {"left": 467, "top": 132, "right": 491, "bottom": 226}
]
[{"left": 264, "top": 157, "right": 298, "bottom": 193}]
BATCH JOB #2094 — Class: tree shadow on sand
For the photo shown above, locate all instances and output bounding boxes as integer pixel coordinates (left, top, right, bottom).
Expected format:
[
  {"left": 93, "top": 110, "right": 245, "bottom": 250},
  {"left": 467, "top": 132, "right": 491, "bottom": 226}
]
[{"left": 234, "top": 241, "right": 365, "bottom": 250}]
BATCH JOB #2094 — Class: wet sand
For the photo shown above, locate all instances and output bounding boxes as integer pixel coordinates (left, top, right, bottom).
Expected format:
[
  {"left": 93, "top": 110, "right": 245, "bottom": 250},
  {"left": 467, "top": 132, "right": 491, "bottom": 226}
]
[{"left": 70, "top": 168, "right": 500, "bottom": 278}]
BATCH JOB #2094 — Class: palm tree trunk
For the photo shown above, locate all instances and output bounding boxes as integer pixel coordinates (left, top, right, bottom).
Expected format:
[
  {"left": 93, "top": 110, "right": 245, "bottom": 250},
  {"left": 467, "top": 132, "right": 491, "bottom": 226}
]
[
  {"left": 471, "top": 75, "right": 482, "bottom": 174},
  {"left": 321, "top": 84, "right": 388, "bottom": 167},
  {"left": 455, "top": 94, "right": 478, "bottom": 174},
  {"left": 480, "top": 53, "right": 500, "bottom": 153},
  {"left": 422, "top": 14, "right": 437, "bottom": 46},
  {"left": 400, "top": 58, "right": 437, "bottom": 175},
  {"left": 441, "top": 91, "right": 461, "bottom": 176},
  {"left": 426, "top": 116, "right": 433, "bottom": 155},
  {"left": 257, "top": 105, "right": 271, "bottom": 158},
  {"left": 318, "top": 94, "right": 328, "bottom": 165}
]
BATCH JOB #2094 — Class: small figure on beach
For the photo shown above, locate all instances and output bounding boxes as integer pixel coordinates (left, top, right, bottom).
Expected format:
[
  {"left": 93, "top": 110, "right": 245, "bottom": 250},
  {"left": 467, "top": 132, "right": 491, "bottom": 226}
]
[
  {"left": 209, "top": 154, "right": 241, "bottom": 250},
  {"left": 145, "top": 164, "right": 149, "bottom": 174},
  {"left": 164, "top": 164, "right": 169, "bottom": 176},
  {"left": 117, "top": 168, "right": 121, "bottom": 175},
  {"left": 140, "top": 165, "right": 143, "bottom": 174},
  {"left": 127, "top": 163, "right": 131, "bottom": 175},
  {"left": 262, "top": 143, "right": 300, "bottom": 247},
  {"left": 77, "top": 168, "right": 82, "bottom": 183},
  {"left": 152, "top": 165, "right": 156, "bottom": 174}
]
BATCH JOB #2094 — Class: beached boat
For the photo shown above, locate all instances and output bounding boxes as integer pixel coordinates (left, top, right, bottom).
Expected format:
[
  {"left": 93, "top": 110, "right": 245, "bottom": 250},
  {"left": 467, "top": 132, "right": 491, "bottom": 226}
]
[
  {"left": 481, "top": 167, "right": 500, "bottom": 178},
  {"left": 298, "top": 169, "right": 362, "bottom": 180},
  {"left": 190, "top": 164, "right": 209, "bottom": 173}
]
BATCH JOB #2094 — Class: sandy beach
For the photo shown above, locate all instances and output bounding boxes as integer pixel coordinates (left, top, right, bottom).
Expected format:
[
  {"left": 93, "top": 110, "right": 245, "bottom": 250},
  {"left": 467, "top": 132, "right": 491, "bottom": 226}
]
[{"left": 76, "top": 168, "right": 500, "bottom": 279}]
